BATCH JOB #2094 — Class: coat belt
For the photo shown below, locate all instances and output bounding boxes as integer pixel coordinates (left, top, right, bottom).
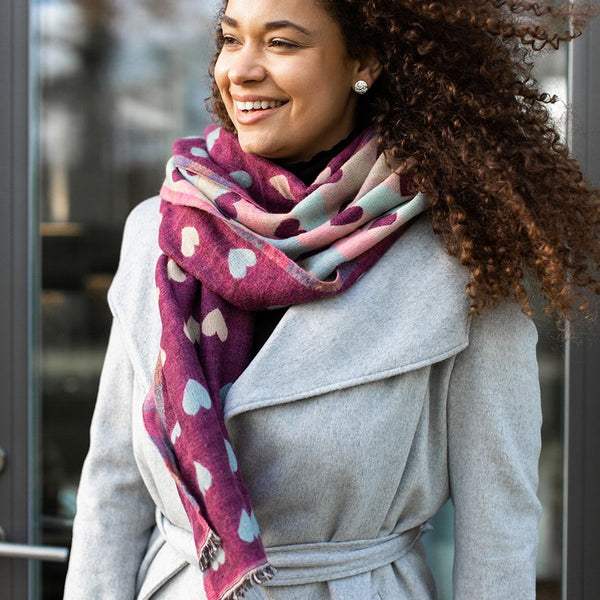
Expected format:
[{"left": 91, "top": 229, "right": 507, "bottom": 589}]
[
  {"left": 263, "top": 524, "right": 430, "bottom": 586},
  {"left": 156, "top": 509, "right": 430, "bottom": 599}
]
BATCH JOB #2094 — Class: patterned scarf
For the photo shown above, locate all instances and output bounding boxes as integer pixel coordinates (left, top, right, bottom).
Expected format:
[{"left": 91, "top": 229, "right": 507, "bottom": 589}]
[{"left": 143, "top": 125, "right": 427, "bottom": 600}]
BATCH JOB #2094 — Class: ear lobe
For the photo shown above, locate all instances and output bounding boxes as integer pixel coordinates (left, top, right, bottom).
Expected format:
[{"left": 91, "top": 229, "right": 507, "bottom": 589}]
[{"left": 355, "top": 48, "right": 383, "bottom": 87}]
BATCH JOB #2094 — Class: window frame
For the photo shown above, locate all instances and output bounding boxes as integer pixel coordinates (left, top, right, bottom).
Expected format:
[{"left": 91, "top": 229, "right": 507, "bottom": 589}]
[
  {"left": 565, "top": 15, "right": 600, "bottom": 600},
  {"left": 0, "top": 0, "right": 35, "bottom": 597}
]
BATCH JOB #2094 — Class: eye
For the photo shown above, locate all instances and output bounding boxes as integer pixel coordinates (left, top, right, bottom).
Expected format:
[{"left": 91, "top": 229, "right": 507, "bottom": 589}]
[
  {"left": 269, "top": 38, "right": 299, "bottom": 49},
  {"left": 221, "top": 33, "right": 240, "bottom": 46}
]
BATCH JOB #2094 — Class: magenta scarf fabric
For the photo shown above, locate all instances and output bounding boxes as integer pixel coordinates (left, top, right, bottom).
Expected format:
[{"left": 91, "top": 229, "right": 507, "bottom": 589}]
[{"left": 142, "top": 125, "right": 427, "bottom": 599}]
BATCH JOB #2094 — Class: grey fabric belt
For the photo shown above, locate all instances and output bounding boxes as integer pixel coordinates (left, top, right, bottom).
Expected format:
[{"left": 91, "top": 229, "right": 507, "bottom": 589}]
[
  {"left": 156, "top": 510, "right": 430, "bottom": 598},
  {"left": 263, "top": 525, "right": 430, "bottom": 586}
]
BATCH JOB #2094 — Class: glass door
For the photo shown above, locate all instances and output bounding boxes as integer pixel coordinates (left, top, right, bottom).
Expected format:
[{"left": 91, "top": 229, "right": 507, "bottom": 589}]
[{"left": 31, "top": 0, "right": 220, "bottom": 597}]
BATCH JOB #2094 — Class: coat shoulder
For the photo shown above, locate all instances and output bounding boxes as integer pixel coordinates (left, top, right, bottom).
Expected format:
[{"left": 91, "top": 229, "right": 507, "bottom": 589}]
[{"left": 107, "top": 197, "right": 162, "bottom": 386}]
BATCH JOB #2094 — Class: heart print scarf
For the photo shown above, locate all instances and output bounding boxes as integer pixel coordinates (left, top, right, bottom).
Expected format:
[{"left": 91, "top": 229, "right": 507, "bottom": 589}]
[{"left": 142, "top": 125, "right": 427, "bottom": 600}]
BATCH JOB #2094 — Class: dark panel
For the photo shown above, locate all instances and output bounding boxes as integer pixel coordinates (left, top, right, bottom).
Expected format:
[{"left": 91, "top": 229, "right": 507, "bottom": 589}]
[
  {"left": 0, "top": 0, "right": 32, "bottom": 597},
  {"left": 566, "top": 14, "right": 600, "bottom": 600}
]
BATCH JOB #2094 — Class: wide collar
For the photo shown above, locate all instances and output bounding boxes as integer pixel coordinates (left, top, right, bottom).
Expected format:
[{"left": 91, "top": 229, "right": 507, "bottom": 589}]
[
  {"left": 224, "top": 215, "right": 470, "bottom": 420},
  {"left": 109, "top": 199, "right": 470, "bottom": 423}
]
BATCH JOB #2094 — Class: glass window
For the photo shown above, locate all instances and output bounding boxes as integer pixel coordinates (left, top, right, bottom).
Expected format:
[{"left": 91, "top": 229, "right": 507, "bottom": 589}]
[{"left": 33, "top": 1, "right": 221, "bottom": 596}]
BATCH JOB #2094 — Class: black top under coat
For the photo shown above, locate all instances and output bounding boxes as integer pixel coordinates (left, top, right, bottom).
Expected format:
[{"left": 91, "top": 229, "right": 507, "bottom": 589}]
[{"left": 249, "top": 132, "right": 359, "bottom": 361}]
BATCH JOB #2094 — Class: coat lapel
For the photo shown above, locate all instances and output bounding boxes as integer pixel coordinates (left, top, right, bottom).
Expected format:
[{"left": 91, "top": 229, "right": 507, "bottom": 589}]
[
  {"left": 224, "top": 215, "right": 471, "bottom": 421},
  {"left": 109, "top": 202, "right": 471, "bottom": 423}
]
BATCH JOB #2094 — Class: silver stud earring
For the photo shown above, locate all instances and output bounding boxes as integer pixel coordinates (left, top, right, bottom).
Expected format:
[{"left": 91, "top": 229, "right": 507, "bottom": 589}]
[{"left": 353, "top": 80, "right": 369, "bottom": 95}]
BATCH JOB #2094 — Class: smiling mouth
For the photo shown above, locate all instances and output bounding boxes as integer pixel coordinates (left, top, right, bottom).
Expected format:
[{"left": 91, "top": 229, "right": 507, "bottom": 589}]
[{"left": 235, "top": 100, "right": 287, "bottom": 112}]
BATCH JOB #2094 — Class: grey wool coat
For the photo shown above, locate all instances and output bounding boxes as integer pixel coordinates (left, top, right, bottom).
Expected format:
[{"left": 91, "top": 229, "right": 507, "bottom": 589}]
[{"left": 64, "top": 196, "right": 542, "bottom": 600}]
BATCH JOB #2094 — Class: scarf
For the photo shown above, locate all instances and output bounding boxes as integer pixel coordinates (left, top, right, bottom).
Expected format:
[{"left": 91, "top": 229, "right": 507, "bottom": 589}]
[{"left": 143, "top": 125, "right": 427, "bottom": 600}]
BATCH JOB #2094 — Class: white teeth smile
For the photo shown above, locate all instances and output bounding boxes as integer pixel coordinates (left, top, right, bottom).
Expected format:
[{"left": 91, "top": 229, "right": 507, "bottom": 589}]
[{"left": 235, "top": 100, "right": 285, "bottom": 111}]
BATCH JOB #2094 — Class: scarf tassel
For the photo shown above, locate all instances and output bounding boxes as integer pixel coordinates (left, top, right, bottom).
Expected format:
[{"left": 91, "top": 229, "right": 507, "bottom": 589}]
[
  {"left": 225, "top": 564, "right": 277, "bottom": 600},
  {"left": 198, "top": 532, "right": 223, "bottom": 572}
]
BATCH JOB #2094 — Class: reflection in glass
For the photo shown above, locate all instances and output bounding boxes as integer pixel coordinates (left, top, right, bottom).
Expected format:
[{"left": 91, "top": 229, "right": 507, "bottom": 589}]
[
  {"left": 34, "top": 1, "right": 220, "bottom": 596},
  {"left": 33, "top": 2, "right": 567, "bottom": 597}
]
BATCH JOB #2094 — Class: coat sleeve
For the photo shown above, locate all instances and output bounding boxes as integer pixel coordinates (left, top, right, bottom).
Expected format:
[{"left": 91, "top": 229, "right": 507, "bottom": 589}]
[
  {"left": 63, "top": 319, "right": 156, "bottom": 600},
  {"left": 447, "top": 301, "right": 542, "bottom": 600}
]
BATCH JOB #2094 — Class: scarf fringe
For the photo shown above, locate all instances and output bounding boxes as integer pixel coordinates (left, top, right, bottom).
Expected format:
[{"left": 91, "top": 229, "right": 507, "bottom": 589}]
[
  {"left": 198, "top": 532, "right": 223, "bottom": 571},
  {"left": 223, "top": 564, "right": 277, "bottom": 600}
]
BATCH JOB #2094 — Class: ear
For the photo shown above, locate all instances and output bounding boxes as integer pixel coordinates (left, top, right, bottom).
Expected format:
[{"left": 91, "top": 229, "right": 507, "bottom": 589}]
[{"left": 353, "top": 47, "right": 383, "bottom": 87}]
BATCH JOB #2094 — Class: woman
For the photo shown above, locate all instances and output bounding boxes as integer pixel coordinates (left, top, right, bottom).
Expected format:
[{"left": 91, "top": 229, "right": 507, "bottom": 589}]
[{"left": 64, "top": 0, "right": 600, "bottom": 599}]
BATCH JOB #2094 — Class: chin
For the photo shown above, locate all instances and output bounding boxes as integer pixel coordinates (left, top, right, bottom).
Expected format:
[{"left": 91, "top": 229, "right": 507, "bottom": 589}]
[{"left": 238, "top": 135, "right": 286, "bottom": 161}]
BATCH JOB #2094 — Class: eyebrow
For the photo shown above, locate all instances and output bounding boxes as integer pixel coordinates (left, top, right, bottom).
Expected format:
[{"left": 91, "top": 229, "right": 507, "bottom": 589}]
[{"left": 221, "top": 15, "right": 312, "bottom": 36}]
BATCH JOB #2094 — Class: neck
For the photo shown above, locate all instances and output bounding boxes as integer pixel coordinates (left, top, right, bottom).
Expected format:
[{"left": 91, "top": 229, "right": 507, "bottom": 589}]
[{"left": 272, "top": 130, "right": 361, "bottom": 186}]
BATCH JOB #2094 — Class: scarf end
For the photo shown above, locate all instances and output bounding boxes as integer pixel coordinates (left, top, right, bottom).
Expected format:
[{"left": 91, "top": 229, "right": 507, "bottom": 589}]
[
  {"left": 198, "top": 531, "right": 223, "bottom": 571},
  {"left": 222, "top": 564, "right": 277, "bottom": 600}
]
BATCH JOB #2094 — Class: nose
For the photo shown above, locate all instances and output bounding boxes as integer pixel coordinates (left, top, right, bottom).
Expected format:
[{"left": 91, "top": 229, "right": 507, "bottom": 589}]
[{"left": 227, "top": 46, "right": 267, "bottom": 85}]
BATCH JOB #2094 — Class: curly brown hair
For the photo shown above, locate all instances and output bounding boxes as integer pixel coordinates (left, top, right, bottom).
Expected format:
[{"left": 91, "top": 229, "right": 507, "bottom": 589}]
[{"left": 209, "top": 0, "right": 600, "bottom": 320}]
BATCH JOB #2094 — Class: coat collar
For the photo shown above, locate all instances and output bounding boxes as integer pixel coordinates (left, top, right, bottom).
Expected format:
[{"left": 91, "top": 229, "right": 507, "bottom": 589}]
[
  {"left": 109, "top": 199, "right": 470, "bottom": 422},
  {"left": 224, "top": 215, "right": 470, "bottom": 420}
]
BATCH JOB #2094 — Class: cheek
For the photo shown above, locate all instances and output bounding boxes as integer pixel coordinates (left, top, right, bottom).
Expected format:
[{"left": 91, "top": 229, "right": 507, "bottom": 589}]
[{"left": 214, "top": 55, "right": 230, "bottom": 98}]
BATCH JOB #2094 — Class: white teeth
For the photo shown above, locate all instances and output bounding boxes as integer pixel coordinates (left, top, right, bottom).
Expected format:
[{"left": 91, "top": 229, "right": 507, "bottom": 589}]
[{"left": 235, "top": 100, "right": 285, "bottom": 111}]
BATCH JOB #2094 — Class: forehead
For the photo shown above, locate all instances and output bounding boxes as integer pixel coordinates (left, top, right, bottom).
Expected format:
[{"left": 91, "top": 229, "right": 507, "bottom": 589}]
[{"left": 223, "top": 0, "right": 331, "bottom": 27}]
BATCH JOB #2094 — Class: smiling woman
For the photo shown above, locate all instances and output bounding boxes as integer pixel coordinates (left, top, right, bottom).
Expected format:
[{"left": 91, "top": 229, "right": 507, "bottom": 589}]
[
  {"left": 214, "top": 0, "right": 381, "bottom": 161},
  {"left": 62, "top": 1, "right": 600, "bottom": 600}
]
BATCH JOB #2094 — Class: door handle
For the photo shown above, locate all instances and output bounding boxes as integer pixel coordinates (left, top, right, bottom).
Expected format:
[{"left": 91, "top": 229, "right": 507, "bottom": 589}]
[{"left": 0, "top": 526, "right": 69, "bottom": 563}]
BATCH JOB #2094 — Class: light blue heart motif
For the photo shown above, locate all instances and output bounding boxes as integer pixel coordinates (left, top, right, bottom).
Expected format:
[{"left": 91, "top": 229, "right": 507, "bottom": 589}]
[
  {"left": 238, "top": 509, "right": 260, "bottom": 543},
  {"left": 230, "top": 170, "right": 253, "bottom": 189},
  {"left": 191, "top": 147, "right": 208, "bottom": 158},
  {"left": 182, "top": 379, "right": 211, "bottom": 415},
  {"left": 228, "top": 248, "right": 257, "bottom": 280},
  {"left": 220, "top": 382, "right": 233, "bottom": 403},
  {"left": 206, "top": 127, "right": 221, "bottom": 152},
  {"left": 225, "top": 439, "right": 238, "bottom": 473}
]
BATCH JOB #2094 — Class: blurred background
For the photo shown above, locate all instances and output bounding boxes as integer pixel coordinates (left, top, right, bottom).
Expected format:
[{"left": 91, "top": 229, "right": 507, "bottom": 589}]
[{"left": 31, "top": 1, "right": 568, "bottom": 597}]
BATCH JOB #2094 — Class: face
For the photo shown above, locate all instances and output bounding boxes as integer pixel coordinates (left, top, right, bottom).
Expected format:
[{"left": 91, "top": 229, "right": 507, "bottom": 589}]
[{"left": 214, "top": 0, "right": 372, "bottom": 162}]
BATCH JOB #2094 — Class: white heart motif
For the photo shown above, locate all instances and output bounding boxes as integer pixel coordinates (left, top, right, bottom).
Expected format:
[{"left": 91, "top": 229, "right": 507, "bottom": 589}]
[
  {"left": 184, "top": 316, "right": 201, "bottom": 344},
  {"left": 211, "top": 547, "right": 226, "bottom": 571},
  {"left": 201, "top": 308, "right": 228, "bottom": 342},
  {"left": 228, "top": 249, "right": 258, "bottom": 280},
  {"left": 167, "top": 259, "right": 186, "bottom": 283},
  {"left": 171, "top": 422, "right": 182, "bottom": 445},
  {"left": 238, "top": 509, "right": 261, "bottom": 543},
  {"left": 181, "top": 226, "right": 200, "bottom": 258},
  {"left": 269, "top": 174, "right": 296, "bottom": 201},
  {"left": 194, "top": 461, "right": 212, "bottom": 495}
]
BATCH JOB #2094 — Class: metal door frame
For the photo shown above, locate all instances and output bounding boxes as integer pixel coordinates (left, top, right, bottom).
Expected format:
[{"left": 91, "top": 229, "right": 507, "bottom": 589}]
[
  {"left": 0, "top": 0, "right": 35, "bottom": 597},
  {"left": 565, "top": 14, "right": 600, "bottom": 600}
]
